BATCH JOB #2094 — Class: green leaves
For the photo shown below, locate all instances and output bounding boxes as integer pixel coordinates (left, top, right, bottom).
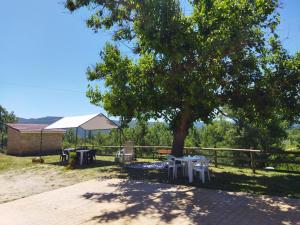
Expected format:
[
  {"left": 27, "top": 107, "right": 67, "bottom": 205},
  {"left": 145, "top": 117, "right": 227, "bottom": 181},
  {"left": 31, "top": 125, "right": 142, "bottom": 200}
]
[
  {"left": 0, "top": 105, "right": 17, "bottom": 131},
  {"left": 67, "top": 0, "right": 299, "bottom": 154}
]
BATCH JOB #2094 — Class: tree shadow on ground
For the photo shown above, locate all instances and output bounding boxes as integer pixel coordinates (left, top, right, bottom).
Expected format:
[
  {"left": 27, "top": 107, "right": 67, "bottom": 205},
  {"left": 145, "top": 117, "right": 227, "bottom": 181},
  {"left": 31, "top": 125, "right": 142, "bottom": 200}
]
[
  {"left": 46, "top": 158, "right": 300, "bottom": 198},
  {"left": 201, "top": 171, "right": 300, "bottom": 199},
  {"left": 119, "top": 166, "right": 300, "bottom": 199},
  {"left": 82, "top": 179, "right": 300, "bottom": 225}
]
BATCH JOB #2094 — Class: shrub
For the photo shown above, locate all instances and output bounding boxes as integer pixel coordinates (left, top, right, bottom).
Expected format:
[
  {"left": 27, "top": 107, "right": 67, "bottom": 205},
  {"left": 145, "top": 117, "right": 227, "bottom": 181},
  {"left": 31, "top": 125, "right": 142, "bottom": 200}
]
[{"left": 67, "top": 152, "right": 77, "bottom": 169}]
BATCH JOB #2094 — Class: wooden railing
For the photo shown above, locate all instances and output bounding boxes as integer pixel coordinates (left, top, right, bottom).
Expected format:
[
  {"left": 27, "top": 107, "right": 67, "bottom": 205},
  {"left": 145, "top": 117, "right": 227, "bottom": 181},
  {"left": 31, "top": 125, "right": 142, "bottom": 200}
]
[
  {"left": 78, "top": 145, "right": 261, "bottom": 172},
  {"left": 76, "top": 144, "right": 300, "bottom": 173}
]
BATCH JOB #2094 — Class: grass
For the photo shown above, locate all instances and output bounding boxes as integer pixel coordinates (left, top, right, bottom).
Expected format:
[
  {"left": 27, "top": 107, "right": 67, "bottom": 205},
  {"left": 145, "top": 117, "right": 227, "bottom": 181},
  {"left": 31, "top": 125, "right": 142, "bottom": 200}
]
[{"left": 0, "top": 153, "right": 300, "bottom": 199}]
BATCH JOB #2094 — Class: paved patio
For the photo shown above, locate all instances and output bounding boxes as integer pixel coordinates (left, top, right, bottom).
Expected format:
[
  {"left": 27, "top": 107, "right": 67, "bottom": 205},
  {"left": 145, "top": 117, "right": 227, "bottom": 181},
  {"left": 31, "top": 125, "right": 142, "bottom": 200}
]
[{"left": 0, "top": 178, "right": 299, "bottom": 225}]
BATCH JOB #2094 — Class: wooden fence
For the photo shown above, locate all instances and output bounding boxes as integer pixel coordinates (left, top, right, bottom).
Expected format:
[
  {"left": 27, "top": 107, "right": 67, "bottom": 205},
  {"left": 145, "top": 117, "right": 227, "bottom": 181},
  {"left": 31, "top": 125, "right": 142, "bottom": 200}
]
[{"left": 79, "top": 145, "right": 300, "bottom": 173}]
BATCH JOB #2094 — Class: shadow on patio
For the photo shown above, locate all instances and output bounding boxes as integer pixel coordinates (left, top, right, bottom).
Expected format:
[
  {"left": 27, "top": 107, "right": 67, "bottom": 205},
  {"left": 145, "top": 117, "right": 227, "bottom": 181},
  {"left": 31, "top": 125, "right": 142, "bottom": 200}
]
[{"left": 81, "top": 179, "right": 300, "bottom": 225}]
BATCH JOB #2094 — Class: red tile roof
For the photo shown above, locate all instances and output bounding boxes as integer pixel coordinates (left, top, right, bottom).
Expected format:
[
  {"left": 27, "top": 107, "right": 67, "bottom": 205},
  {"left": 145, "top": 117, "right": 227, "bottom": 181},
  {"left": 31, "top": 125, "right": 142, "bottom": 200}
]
[{"left": 6, "top": 123, "right": 64, "bottom": 132}]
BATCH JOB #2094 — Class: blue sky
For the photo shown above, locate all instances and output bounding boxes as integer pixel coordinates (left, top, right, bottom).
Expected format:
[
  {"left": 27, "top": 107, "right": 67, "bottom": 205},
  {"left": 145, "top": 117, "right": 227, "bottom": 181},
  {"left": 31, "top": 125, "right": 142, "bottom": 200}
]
[{"left": 0, "top": 0, "right": 299, "bottom": 119}]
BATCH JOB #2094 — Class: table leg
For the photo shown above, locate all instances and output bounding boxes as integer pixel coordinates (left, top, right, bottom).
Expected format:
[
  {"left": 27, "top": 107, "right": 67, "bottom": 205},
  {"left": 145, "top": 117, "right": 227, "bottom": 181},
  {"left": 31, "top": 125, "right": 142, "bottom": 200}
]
[
  {"left": 188, "top": 160, "right": 193, "bottom": 183},
  {"left": 80, "top": 152, "right": 83, "bottom": 165}
]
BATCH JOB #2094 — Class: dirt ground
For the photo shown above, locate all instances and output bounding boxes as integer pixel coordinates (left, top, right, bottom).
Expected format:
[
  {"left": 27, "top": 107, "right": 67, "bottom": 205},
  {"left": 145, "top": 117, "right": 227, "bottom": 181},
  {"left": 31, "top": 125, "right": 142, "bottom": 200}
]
[{"left": 0, "top": 165, "right": 98, "bottom": 204}]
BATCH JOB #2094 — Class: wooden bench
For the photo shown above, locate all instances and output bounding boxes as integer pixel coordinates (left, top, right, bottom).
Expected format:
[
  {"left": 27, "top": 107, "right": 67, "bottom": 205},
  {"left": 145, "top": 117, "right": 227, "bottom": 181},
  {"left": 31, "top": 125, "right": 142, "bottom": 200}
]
[{"left": 154, "top": 149, "right": 172, "bottom": 160}]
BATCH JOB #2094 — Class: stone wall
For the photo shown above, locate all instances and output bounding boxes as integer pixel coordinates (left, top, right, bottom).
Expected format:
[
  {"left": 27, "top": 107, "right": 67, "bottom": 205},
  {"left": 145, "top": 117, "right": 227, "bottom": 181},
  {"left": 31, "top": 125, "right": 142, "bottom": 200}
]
[
  {"left": 19, "top": 132, "right": 41, "bottom": 155},
  {"left": 7, "top": 128, "right": 64, "bottom": 156},
  {"left": 7, "top": 128, "right": 21, "bottom": 155},
  {"left": 41, "top": 133, "right": 64, "bottom": 153}
]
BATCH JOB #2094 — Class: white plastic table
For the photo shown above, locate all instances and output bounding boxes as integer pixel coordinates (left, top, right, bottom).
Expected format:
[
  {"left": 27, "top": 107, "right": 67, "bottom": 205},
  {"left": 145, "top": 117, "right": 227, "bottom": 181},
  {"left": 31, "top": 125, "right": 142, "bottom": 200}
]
[
  {"left": 76, "top": 150, "right": 90, "bottom": 165},
  {"left": 175, "top": 156, "right": 205, "bottom": 183}
]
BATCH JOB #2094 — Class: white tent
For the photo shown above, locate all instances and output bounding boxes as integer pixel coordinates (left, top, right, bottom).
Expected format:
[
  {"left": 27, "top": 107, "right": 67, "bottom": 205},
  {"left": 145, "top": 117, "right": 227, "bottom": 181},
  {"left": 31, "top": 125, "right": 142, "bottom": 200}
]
[
  {"left": 44, "top": 113, "right": 120, "bottom": 149},
  {"left": 45, "top": 113, "right": 119, "bottom": 130}
]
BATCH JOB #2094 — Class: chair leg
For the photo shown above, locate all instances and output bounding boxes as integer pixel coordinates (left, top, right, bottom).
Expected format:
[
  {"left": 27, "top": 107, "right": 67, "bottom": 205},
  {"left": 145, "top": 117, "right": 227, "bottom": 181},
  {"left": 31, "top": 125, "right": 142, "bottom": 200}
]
[
  {"left": 201, "top": 170, "right": 205, "bottom": 183},
  {"left": 183, "top": 165, "right": 186, "bottom": 177},
  {"left": 173, "top": 166, "right": 177, "bottom": 179},
  {"left": 207, "top": 169, "right": 210, "bottom": 181}
]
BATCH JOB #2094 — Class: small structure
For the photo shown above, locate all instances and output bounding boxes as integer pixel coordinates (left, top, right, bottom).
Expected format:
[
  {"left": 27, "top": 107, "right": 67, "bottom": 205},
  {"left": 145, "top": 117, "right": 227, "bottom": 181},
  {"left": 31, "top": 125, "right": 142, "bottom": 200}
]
[
  {"left": 45, "top": 113, "right": 120, "bottom": 148},
  {"left": 6, "top": 124, "right": 65, "bottom": 156},
  {"left": 45, "top": 113, "right": 119, "bottom": 130}
]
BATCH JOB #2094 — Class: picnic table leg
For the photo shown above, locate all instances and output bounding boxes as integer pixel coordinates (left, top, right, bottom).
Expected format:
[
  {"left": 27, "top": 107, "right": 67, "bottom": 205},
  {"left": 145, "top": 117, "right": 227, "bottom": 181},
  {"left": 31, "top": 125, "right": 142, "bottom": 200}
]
[
  {"left": 80, "top": 152, "right": 83, "bottom": 165},
  {"left": 188, "top": 160, "right": 193, "bottom": 183}
]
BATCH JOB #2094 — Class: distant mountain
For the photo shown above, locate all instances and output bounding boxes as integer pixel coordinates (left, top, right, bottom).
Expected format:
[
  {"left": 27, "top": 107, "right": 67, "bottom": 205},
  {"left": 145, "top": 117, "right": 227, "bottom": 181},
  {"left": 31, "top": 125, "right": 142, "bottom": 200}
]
[
  {"left": 17, "top": 117, "right": 205, "bottom": 129},
  {"left": 17, "top": 116, "right": 62, "bottom": 124},
  {"left": 114, "top": 120, "right": 204, "bottom": 128}
]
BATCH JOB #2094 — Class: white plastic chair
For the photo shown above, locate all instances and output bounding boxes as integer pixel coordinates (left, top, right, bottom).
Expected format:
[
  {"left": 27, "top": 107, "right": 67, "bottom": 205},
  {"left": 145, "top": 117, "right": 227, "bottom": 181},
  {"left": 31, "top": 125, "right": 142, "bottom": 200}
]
[
  {"left": 115, "top": 141, "right": 135, "bottom": 163},
  {"left": 167, "top": 155, "right": 183, "bottom": 179},
  {"left": 193, "top": 158, "right": 210, "bottom": 183}
]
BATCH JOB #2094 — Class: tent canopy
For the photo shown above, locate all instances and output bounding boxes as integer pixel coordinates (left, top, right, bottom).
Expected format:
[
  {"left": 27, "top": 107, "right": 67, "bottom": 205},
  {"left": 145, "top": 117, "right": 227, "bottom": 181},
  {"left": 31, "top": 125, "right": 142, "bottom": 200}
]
[{"left": 45, "top": 113, "right": 119, "bottom": 131}]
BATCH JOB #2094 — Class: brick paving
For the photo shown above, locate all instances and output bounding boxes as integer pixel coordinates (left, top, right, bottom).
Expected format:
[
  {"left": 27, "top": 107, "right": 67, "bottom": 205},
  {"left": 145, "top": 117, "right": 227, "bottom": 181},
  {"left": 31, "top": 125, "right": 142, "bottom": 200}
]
[{"left": 0, "top": 178, "right": 299, "bottom": 225}]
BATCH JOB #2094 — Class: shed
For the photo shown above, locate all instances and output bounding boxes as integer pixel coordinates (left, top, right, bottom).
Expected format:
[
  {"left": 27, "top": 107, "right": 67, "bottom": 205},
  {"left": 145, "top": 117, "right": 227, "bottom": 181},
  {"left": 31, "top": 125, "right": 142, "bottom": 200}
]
[{"left": 6, "top": 123, "right": 65, "bottom": 156}]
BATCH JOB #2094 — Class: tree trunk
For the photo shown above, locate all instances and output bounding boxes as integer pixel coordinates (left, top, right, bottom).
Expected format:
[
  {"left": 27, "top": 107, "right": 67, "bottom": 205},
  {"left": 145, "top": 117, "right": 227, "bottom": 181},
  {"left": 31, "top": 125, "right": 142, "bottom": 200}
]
[
  {"left": 172, "top": 128, "right": 188, "bottom": 157},
  {"left": 171, "top": 112, "right": 191, "bottom": 157}
]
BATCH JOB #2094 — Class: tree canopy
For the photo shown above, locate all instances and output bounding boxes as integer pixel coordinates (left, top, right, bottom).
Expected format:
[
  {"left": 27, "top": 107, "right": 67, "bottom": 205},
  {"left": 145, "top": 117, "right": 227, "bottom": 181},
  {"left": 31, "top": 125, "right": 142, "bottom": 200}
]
[
  {"left": 66, "top": 0, "right": 300, "bottom": 156},
  {"left": 0, "top": 105, "right": 17, "bottom": 131}
]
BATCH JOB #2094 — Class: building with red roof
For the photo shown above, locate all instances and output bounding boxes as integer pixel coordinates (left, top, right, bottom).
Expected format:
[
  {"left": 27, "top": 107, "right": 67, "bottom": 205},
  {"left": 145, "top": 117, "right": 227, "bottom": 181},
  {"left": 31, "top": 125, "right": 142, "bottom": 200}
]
[{"left": 6, "top": 123, "right": 65, "bottom": 156}]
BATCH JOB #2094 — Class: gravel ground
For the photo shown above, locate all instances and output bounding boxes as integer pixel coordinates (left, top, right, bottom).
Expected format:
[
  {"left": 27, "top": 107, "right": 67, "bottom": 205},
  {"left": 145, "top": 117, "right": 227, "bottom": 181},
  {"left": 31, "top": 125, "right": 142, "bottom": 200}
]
[{"left": 0, "top": 165, "right": 98, "bottom": 204}]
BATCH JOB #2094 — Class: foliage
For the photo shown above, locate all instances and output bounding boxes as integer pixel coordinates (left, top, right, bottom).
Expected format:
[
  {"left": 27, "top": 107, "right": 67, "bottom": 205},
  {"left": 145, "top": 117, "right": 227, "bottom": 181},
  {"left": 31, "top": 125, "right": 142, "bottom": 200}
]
[
  {"left": 66, "top": 0, "right": 300, "bottom": 156},
  {"left": 0, "top": 105, "right": 17, "bottom": 150},
  {"left": 0, "top": 105, "right": 17, "bottom": 129},
  {"left": 67, "top": 152, "right": 77, "bottom": 169},
  {"left": 62, "top": 129, "right": 76, "bottom": 148},
  {"left": 233, "top": 119, "right": 288, "bottom": 151},
  {"left": 121, "top": 120, "right": 148, "bottom": 145},
  {"left": 64, "top": 129, "right": 76, "bottom": 143},
  {"left": 61, "top": 119, "right": 298, "bottom": 153},
  {"left": 200, "top": 119, "right": 237, "bottom": 148},
  {"left": 285, "top": 128, "right": 300, "bottom": 149},
  {"left": 185, "top": 127, "right": 201, "bottom": 147},
  {"left": 224, "top": 107, "right": 289, "bottom": 151}
]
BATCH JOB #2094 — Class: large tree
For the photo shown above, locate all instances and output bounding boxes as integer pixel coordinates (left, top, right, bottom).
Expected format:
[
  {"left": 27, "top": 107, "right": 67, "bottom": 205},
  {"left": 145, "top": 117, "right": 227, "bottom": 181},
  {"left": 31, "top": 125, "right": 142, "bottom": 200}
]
[{"left": 66, "top": 0, "right": 300, "bottom": 156}]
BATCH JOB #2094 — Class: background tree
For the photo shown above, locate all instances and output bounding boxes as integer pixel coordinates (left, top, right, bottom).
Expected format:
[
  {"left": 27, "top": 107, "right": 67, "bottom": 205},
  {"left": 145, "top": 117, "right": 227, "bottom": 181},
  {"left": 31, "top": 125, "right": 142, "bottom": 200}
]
[
  {"left": 185, "top": 126, "right": 201, "bottom": 147},
  {"left": 0, "top": 105, "right": 17, "bottom": 149},
  {"left": 286, "top": 128, "right": 300, "bottom": 149},
  {"left": 200, "top": 119, "right": 237, "bottom": 148},
  {"left": 62, "top": 129, "right": 76, "bottom": 147},
  {"left": 66, "top": 0, "right": 300, "bottom": 156},
  {"left": 125, "top": 120, "right": 148, "bottom": 146},
  {"left": 0, "top": 105, "right": 17, "bottom": 129},
  {"left": 145, "top": 122, "right": 173, "bottom": 146},
  {"left": 221, "top": 107, "right": 288, "bottom": 151}
]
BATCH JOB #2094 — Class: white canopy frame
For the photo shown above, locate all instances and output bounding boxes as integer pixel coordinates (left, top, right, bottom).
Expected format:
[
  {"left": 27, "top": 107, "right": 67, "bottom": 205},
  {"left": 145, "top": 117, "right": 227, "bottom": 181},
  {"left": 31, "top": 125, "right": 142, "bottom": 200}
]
[
  {"left": 45, "top": 113, "right": 119, "bottom": 130},
  {"left": 43, "top": 113, "right": 120, "bottom": 150}
]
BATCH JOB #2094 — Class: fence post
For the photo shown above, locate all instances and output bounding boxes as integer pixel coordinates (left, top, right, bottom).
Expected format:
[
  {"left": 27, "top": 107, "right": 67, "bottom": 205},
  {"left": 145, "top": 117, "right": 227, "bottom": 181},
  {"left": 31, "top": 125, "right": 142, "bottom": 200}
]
[
  {"left": 1, "top": 132, "right": 3, "bottom": 150},
  {"left": 214, "top": 146, "right": 218, "bottom": 168},
  {"left": 250, "top": 147, "right": 256, "bottom": 174},
  {"left": 152, "top": 147, "right": 156, "bottom": 159}
]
